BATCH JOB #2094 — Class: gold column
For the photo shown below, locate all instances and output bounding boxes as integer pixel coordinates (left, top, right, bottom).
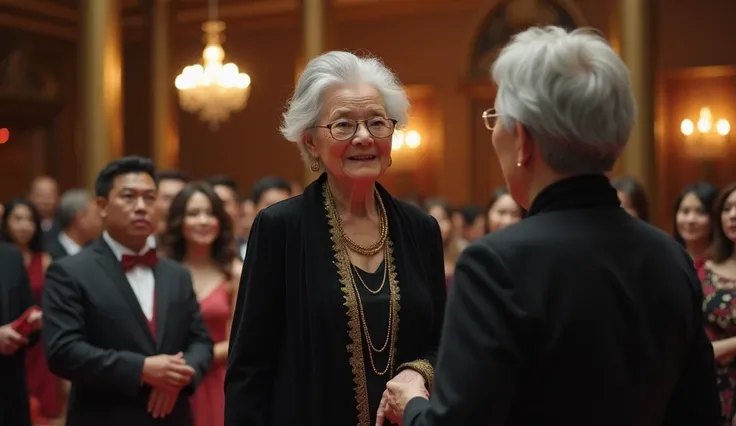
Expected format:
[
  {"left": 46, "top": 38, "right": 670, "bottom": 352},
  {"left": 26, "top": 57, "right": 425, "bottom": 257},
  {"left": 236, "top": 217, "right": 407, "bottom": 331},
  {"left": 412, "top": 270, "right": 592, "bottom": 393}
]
[
  {"left": 300, "top": 0, "right": 328, "bottom": 185},
  {"left": 79, "top": 0, "right": 124, "bottom": 190},
  {"left": 151, "top": 0, "right": 179, "bottom": 170},
  {"left": 618, "top": 0, "right": 656, "bottom": 215}
]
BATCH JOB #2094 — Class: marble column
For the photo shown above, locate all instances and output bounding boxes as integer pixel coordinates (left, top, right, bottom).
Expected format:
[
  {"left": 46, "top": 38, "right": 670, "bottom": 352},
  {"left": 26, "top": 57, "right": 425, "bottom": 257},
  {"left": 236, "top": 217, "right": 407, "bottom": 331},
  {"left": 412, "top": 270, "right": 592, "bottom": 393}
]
[
  {"left": 79, "top": 0, "right": 124, "bottom": 189},
  {"left": 300, "top": 0, "right": 327, "bottom": 185},
  {"left": 151, "top": 0, "right": 179, "bottom": 170},
  {"left": 617, "top": 0, "right": 656, "bottom": 216}
]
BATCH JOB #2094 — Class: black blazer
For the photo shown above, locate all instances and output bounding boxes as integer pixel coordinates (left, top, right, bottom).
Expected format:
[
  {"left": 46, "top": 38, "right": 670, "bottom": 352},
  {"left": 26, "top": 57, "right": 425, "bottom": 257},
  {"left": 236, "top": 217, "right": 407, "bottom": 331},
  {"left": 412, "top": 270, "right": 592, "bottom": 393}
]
[
  {"left": 0, "top": 243, "right": 37, "bottom": 426},
  {"left": 403, "top": 174, "right": 721, "bottom": 426},
  {"left": 42, "top": 238, "right": 214, "bottom": 426},
  {"left": 46, "top": 234, "right": 70, "bottom": 260},
  {"left": 225, "top": 173, "right": 447, "bottom": 426}
]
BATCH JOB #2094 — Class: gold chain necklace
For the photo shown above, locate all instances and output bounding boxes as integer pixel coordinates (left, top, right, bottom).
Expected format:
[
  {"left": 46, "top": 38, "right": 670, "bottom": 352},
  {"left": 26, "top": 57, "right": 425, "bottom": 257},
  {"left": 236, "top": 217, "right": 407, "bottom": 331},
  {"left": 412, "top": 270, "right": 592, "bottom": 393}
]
[{"left": 330, "top": 187, "right": 388, "bottom": 256}]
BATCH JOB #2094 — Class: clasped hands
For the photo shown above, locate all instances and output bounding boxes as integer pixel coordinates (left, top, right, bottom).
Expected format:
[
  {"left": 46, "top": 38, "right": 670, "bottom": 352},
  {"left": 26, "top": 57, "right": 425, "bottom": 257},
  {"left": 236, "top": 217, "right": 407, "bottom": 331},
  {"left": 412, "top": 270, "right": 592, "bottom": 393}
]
[
  {"left": 142, "top": 352, "right": 195, "bottom": 419},
  {"left": 0, "top": 310, "right": 43, "bottom": 356},
  {"left": 376, "top": 369, "right": 429, "bottom": 426}
]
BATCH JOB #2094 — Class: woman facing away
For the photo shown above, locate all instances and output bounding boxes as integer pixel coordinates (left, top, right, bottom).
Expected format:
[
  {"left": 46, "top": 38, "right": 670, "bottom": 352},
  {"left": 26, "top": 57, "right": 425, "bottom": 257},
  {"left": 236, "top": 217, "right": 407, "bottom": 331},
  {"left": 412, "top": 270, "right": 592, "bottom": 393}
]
[
  {"left": 224, "top": 51, "right": 447, "bottom": 426},
  {"left": 379, "top": 26, "right": 720, "bottom": 426},
  {"left": 161, "top": 182, "right": 241, "bottom": 426}
]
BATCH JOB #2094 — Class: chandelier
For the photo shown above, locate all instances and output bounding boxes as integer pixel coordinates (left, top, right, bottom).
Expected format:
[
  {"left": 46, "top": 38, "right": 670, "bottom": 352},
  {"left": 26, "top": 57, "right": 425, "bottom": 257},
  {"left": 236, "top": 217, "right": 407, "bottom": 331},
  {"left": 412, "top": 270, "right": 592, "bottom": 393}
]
[{"left": 174, "top": 20, "right": 251, "bottom": 130}]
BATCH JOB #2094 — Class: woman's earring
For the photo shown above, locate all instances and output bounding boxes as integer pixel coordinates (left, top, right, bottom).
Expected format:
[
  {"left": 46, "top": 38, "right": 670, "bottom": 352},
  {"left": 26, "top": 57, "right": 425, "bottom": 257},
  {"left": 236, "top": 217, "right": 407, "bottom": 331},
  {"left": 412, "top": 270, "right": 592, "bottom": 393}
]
[
  {"left": 388, "top": 156, "right": 393, "bottom": 167},
  {"left": 516, "top": 161, "right": 522, "bottom": 168},
  {"left": 310, "top": 157, "right": 321, "bottom": 172}
]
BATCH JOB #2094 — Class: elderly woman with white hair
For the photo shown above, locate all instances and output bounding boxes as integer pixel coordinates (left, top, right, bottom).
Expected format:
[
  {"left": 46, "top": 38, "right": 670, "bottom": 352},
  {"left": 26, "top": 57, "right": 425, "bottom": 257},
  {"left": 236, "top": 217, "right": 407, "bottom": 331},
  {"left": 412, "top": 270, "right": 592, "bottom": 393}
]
[
  {"left": 224, "top": 51, "right": 447, "bottom": 426},
  {"left": 380, "top": 26, "right": 720, "bottom": 426}
]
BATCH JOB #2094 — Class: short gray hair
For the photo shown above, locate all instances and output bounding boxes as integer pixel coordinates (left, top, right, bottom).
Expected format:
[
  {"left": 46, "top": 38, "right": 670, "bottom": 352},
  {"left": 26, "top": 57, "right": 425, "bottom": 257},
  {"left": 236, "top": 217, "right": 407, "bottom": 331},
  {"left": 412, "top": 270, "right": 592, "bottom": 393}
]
[
  {"left": 280, "top": 51, "right": 410, "bottom": 166},
  {"left": 491, "top": 26, "right": 636, "bottom": 174},
  {"left": 58, "top": 189, "right": 92, "bottom": 230}
]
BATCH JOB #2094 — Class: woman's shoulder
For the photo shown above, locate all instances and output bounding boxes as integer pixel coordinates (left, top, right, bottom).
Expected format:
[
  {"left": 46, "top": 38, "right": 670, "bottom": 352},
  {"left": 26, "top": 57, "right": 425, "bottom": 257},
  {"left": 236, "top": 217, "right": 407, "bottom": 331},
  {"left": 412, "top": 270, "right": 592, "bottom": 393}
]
[{"left": 257, "top": 194, "right": 304, "bottom": 223}]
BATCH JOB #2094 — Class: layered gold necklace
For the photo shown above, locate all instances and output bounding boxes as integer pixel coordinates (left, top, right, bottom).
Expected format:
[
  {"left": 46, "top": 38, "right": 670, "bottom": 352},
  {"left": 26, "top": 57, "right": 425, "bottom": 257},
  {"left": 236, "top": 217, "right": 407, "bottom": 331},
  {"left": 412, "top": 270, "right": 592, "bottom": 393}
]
[{"left": 324, "top": 182, "right": 397, "bottom": 376}]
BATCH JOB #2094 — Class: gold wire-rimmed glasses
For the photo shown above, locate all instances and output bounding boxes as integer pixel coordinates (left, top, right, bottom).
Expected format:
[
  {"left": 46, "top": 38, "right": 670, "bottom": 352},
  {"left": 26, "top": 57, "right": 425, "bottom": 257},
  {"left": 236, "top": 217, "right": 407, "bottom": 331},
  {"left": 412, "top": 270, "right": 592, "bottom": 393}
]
[
  {"left": 311, "top": 117, "right": 398, "bottom": 141},
  {"left": 482, "top": 108, "right": 498, "bottom": 131}
]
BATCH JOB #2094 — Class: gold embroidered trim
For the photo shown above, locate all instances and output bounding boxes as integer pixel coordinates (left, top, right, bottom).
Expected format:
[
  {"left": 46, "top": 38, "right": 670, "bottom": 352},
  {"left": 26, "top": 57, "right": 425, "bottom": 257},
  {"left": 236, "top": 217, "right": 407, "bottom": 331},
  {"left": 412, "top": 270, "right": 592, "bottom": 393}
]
[
  {"left": 397, "top": 359, "right": 434, "bottom": 390},
  {"left": 323, "top": 182, "right": 401, "bottom": 426}
]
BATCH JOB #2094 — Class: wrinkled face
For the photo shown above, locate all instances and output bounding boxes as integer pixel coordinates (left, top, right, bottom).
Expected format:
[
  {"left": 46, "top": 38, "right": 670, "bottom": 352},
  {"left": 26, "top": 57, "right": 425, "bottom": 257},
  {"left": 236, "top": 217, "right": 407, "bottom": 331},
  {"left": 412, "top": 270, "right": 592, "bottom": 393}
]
[
  {"left": 97, "top": 173, "right": 158, "bottom": 246},
  {"left": 182, "top": 191, "right": 220, "bottom": 247},
  {"left": 427, "top": 206, "right": 451, "bottom": 243},
  {"left": 617, "top": 191, "right": 639, "bottom": 218},
  {"left": 721, "top": 190, "right": 736, "bottom": 243},
  {"left": 7, "top": 204, "right": 36, "bottom": 247},
  {"left": 487, "top": 194, "right": 521, "bottom": 232},
  {"left": 490, "top": 110, "right": 530, "bottom": 209},
  {"left": 305, "top": 83, "right": 393, "bottom": 184},
  {"left": 676, "top": 192, "right": 711, "bottom": 245},
  {"left": 256, "top": 188, "right": 291, "bottom": 213}
]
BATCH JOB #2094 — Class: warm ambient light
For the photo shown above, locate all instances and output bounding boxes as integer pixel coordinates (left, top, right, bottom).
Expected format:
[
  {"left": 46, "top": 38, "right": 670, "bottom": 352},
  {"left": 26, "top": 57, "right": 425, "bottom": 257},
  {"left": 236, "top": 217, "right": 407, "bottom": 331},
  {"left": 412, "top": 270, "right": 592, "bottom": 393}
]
[
  {"left": 681, "top": 107, "right": 730, "bottom": 137},
  {"left": 175, "top": 21, "right": 251, "bottom": 130},
  {"left": 392, "top": 129, "right": 422, "bottom": 150},
  {"left": 0, "top": 128, "right": 9, "bottom": 144}
]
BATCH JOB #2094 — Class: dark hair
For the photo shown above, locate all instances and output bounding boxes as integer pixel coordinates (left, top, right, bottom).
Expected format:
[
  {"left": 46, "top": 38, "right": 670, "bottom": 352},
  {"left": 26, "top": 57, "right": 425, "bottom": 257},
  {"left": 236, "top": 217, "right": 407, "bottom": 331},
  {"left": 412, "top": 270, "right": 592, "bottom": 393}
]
[
  {"left": 708, "top": 182, "right": 736, "bottom": 263},
  {"left": 0, "top": 198, "right": 44, "bottom": 253},
  {"left": 162, "top": 182, "right": 235, "bottom": 276},
  {"left": 251, "top": 177, "right": 291, "bottom": 205},
  {"left": 459, "top": 205, "right": 482, "bottom": 225},
  {"left": 95, "top": 156, "right": 156, "bottom": 198},
  {"left": 485, "top": 186, "right": 526, "bottom": 230},
  {"left": 156, "top": 170, "right": 189, "bottom": 184},
  {"left": 673, "top": 182, "right": 719, "bottom": 247},
  {"left": 208, "top": 175, "right": 239, "bottom": 194},
  {"left": 610, "top": 176, "right": 650, "bottom": 222}
]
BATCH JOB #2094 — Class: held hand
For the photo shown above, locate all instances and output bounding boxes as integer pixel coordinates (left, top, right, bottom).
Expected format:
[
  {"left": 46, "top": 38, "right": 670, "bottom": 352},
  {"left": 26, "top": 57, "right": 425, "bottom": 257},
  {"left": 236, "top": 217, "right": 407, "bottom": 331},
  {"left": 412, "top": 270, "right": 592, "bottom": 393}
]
[
  {"left": 385, "top": 379, "right": 429, "bottom": 424},
  {"left": 0, "top": 324, "right": 29, "bottom": 355},
  {"left": 142, "top": 352, "right": 195, "bottom": 391},
  {"left": 147, "top": 387, "right": 179, "bottom": 419},
  {"left": 376, "top": 390, "right": 402, "bottom": 426},
  {"left": 376, "top": 370, "right": 429, "bottom": 425},
  {"left": 27, "top": 310, "right": 43, "bottom": 333}
]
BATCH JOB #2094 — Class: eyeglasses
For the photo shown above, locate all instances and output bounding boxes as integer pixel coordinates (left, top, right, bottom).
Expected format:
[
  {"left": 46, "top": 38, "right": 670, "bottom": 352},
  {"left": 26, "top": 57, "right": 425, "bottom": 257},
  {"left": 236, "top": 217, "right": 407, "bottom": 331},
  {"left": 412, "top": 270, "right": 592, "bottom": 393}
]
[
  {"left": 312, "top": 117, "right": 398, "bottom": 141},
  {"left": 482, "top": 108, "right": 498, "bottom": 131}
]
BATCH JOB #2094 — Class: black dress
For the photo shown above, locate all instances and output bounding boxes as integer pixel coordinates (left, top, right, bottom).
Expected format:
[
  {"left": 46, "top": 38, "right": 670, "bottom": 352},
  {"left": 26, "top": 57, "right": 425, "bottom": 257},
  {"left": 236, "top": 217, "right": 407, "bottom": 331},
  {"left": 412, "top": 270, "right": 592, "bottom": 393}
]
[{"left": 225, "top": 173, "right": 447, "bottom": 426}]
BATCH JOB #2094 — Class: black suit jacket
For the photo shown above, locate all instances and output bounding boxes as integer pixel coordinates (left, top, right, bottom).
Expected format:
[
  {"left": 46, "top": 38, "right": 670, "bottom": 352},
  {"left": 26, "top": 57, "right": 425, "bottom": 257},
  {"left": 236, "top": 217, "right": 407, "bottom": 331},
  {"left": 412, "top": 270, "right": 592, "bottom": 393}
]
[
  {"left": 46, "top": 234, "right": 70, "bottom": 260},
  {"left": 404, "top": 174, "right": 721, "bottom": 426},
  {"left": 42, "top": 238, "right": 214, "bottom": 426},
  {"left": 0, "top": 243, "right": 37, "bottom": 426}
]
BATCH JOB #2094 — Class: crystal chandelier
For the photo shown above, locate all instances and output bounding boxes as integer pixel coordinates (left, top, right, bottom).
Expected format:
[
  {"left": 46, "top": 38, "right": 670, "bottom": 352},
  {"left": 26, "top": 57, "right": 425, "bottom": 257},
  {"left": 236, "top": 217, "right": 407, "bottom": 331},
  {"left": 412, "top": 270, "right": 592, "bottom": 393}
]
[{"left": 175, "top": 20, "right": 251, "bottom": 130}]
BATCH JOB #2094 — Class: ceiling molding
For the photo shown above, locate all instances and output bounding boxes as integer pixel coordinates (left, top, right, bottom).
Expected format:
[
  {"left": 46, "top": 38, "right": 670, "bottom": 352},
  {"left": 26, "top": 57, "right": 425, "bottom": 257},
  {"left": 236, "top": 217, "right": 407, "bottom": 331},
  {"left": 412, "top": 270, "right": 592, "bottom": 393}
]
[{"left": 0, "top": 12, "right": 75, "bottom": 40}]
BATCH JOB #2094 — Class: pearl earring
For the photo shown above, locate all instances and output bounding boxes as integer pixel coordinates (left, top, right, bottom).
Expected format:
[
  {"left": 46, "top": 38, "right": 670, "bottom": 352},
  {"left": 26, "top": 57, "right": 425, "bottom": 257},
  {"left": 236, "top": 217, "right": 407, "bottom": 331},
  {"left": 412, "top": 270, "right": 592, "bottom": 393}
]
[{"left": 516, "top": 162, "right": 522, "bottom": 167}]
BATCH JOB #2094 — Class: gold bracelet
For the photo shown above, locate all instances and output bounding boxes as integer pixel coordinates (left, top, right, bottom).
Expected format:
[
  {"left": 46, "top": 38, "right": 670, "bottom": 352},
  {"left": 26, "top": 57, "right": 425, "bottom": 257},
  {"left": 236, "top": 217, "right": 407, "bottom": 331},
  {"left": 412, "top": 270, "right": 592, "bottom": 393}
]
[{"left": 397, "top": 359, "right": 434, "bottom": 390}]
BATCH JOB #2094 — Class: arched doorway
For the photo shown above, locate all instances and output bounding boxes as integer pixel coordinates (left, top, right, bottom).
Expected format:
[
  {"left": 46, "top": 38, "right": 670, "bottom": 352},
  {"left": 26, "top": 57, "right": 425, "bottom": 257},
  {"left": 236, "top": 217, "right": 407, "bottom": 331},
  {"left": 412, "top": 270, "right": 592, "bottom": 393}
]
[{"left": 466, "top": 0, "right": 585, "bottom": 204}]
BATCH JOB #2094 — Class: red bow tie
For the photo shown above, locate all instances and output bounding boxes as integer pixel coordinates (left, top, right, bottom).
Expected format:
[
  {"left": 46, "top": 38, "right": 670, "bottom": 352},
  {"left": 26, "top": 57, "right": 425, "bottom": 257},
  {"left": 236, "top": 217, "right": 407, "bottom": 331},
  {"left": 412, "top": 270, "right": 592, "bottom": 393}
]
[{"left": 121, "top": 250, "right": 158, "bottom": 272}]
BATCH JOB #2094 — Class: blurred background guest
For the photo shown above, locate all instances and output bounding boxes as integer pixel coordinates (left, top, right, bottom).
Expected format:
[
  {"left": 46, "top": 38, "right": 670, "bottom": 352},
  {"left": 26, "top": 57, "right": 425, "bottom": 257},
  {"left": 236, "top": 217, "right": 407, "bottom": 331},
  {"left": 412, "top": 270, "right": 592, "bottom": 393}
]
[
  {"left": 47, "top": 189, "right": 102, "bottom": 260},
  {"left": 673, "top": 182, "right": 718, "bottom": 266},
  {"left": 424, "top": 198, "right": 461, "bottom": 286},
  {"left": 485, "top": 186, "right": 522, "bottom": 233},
  {"left": 610, "top": 175, "right": 650, "bottom": 222}
]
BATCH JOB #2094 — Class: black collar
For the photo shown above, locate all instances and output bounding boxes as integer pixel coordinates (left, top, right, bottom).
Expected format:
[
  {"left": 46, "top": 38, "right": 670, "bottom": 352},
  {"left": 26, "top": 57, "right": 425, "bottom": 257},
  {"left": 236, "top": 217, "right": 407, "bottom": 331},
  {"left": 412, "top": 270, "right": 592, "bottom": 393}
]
[{"left": 527, "top": 174, "right": 620, "bottom": 217}]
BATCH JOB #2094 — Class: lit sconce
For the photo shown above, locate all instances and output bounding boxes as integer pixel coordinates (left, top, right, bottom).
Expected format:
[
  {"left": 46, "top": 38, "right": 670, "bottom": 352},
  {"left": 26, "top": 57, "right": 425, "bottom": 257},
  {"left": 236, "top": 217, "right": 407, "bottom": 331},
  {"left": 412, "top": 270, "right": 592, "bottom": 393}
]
[
  {"left": 392, "top": 129, "right": 422, "bottom": 151},
  {"left": 680, "top": 107, "right": 730, "bottom": 159}
]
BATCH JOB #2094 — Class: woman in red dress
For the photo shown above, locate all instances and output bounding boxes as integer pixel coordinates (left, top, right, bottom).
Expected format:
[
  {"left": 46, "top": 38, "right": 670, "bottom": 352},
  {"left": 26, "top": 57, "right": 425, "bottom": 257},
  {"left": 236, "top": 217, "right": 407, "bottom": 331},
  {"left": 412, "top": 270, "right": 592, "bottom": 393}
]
[
  {"left": 161, "top": 182, "right": 241, "bottom": 426},
  {"left": 701, "top": 183, "right": 736, "bottom": 425},
  {"left": 0, "top": 198, "right": 60, "bottom": 424}
]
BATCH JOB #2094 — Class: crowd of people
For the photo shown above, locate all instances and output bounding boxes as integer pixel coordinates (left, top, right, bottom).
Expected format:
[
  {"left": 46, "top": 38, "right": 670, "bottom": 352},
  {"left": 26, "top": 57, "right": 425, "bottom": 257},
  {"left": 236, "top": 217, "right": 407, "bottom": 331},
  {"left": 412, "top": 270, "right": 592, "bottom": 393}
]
[{"left": 0, "top": 25, "right": 733, "bottom": 426}]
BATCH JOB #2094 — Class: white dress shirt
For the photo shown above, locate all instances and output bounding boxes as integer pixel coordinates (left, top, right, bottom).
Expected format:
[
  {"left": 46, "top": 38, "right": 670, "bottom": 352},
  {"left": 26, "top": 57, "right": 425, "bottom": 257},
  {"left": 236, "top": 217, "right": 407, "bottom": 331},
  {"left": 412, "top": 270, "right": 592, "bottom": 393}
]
[
  {"left": 58, "top": 232, "right": 82, "bottom": 256},
  {"left": 102, "top": 232, "right": 155, "bottom": 320}
]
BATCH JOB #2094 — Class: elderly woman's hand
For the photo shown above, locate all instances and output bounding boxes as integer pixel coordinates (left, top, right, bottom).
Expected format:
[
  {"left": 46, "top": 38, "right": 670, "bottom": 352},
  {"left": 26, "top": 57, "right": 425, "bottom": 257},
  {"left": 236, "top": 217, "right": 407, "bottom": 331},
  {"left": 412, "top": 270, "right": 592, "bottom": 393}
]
[{"left": 375, "top": 370, "right": 429, "bottom": 425}]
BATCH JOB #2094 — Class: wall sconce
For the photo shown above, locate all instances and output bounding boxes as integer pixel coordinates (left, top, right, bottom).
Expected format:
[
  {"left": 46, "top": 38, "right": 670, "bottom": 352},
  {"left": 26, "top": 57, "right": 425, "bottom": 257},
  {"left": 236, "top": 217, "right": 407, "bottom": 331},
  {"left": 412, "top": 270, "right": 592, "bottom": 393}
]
[
  {"left": 680, "top": 107, "right": 730, "bottom": 159},
  {"left": 392, "top": 129, "right": 421, "bottom": 151}
]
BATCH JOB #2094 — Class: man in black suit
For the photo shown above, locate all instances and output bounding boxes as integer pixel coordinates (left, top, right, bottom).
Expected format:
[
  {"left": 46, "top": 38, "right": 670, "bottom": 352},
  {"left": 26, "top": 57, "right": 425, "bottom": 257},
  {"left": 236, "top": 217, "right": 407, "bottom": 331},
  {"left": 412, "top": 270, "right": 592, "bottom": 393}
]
[
  {"left": 47, "top": 189, "right": 102, "bottom": 260},
  {"left": 0, "top": 243, "right": 42, "bottom": 426},
  {"left": 42, "top": 156, "right": 213, "bottom": 426},
  {"left": 381, "top": 26, "right": 720, "bottom": 426}
]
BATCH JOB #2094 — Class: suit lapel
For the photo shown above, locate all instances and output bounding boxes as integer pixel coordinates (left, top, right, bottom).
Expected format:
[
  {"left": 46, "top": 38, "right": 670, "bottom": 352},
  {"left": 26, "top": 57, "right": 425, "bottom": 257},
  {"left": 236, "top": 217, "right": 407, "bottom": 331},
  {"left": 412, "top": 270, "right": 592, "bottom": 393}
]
[
  {"left": 92, "top": 239, "right": 156, "bottom": 351},
  {"left": 152, "top": 262, "right": 170, "bottom": 349}
]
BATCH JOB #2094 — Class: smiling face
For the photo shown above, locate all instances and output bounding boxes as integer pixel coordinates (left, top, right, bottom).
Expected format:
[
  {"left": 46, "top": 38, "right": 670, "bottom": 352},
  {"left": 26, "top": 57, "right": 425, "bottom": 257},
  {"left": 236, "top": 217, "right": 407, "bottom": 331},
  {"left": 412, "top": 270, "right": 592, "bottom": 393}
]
[
  {"left": 487, "top": 194, "right": 521, "bottom": 232},
  {"left": 7, "top": 204, "right": 37, "bottom": 248},
  {"left": 304, "top": 83, "right": 393, "bottom": 184},
  {"left": 676, "top": 192, "right": 711, "bottom": 246},
  {"left": 183, "top": 191, "right": 221, "bottom": 248},
  {"left": 721, "top": 189, "right": 736, "bottom": 243}
]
